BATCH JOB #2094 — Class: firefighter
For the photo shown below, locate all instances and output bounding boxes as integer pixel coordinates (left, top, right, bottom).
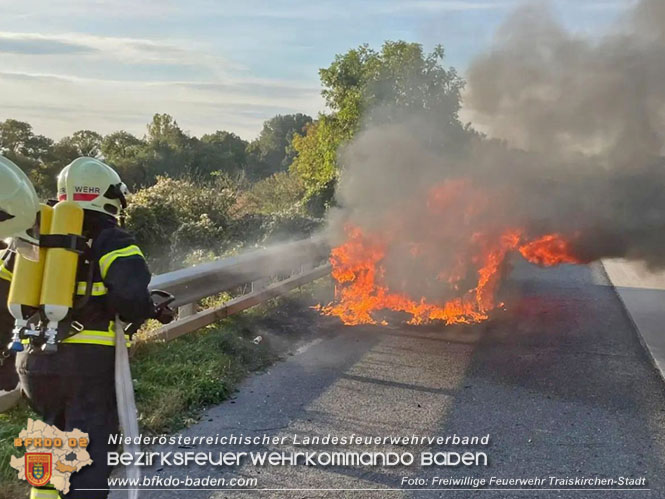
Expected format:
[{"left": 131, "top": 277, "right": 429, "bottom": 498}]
[
  {"left": 16, "top": 157, "right": 173, "bottom": 499},
  {"left": 0, "top": 154, "right": 40, "bottom": 394},
  {"left": 0, "top": 243, "right": 19, "bottom": 394}
]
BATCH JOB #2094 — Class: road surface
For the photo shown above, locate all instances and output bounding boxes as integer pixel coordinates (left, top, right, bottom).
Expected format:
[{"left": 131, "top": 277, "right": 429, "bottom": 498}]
[
  {"left": 603, "top": 259, "right": 665, "bottom": 381},
  {"left": 110, "top": 259, "right": 665, "bottom": 498}
]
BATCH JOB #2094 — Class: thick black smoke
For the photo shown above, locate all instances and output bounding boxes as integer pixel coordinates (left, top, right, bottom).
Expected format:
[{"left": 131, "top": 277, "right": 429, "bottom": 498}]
[{"left": 329, "top": 0, "right": 665, "bottom": 282}]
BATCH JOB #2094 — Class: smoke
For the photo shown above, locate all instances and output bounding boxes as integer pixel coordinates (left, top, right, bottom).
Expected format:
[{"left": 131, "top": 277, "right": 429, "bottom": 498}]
[
  {"left": 328, "top": 0, "right": 665, "bottom": 293},
  {"left": 466, "top": 0, "right": 665, "bottom": 163}
]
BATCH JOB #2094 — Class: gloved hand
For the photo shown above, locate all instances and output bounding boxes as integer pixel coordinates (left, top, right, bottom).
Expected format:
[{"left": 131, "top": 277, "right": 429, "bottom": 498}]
[
  {"left": 153, "top": 304, "right": 175, "bottom": 324},
  {"left": 149, "top": 289, "right": 176, "bottom": 324}
]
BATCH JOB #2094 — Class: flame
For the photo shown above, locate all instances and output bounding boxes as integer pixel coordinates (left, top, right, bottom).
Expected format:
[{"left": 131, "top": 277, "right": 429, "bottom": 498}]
[
  {"left": 518, "top": 234, "right": 580, "bottom": 266},
  {"left": 319, "top": 180, "right": 582, "bottom": 326}
]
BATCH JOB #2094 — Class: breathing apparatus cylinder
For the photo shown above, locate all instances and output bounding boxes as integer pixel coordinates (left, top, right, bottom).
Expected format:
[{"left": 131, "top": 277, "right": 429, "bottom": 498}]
[
  {"left": 39, "top": 201, "right": 84, "bottom": 353},
  {"left": 7, "top": 204, "right": 53, "bottom": 352}
]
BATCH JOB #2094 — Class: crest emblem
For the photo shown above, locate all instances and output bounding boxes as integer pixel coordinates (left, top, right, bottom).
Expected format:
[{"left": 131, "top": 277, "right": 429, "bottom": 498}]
[{"left": 25, "top": 453, "right": 52, "bottom": 487}]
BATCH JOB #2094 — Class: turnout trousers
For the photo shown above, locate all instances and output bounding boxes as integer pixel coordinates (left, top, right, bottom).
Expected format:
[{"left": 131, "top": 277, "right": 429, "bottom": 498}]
[
  {"left": 17, "top": 344, "right": 118, "bottom": 499},
  {"left": 0, "top": 352, "right": 18, "bottom": 391}
]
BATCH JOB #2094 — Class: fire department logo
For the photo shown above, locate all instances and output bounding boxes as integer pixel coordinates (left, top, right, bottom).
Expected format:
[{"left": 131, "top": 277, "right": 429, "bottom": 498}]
[
  {"left": 11, "top": 419, "right": 92, "bottom": 494},
  {"left": 25, "top": 453, "right": 52, "bottom": 487}
]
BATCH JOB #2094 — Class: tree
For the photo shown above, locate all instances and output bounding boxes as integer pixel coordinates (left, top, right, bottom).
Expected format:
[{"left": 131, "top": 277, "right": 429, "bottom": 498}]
[
  {"left": 69, "top": 130, "right": 103, "bottom": 157},
  {"left": 197, "top": 131, "right": 248, "bottom": 178},
  {"left": 290, "top": 41, "right": 466, "bottom": 211},
  {"left": 246, "top": 114, "right": 312, "bottom": 179},
  {"left": 143, "top": 113, "right": 195, "bottom": 180},
  {"left": 24, "top": 134, "right": 55, "bottom": 162},
  {"left": 100, "top": 131, "right": 149, "bottom": 189},
  {"left": 289, "top": 118, "right": 343, "bottom": 200},
  {"left": 0, "top": 119, "right": 34, "bottom": 155},
  {"left": 101, "top": 131, "right": 145, "bottom": 160},
  {"left": 245, "top": 171, "right": 305, "bottom": 214},
  {"left": 125, "top": 175, "right": 238, "bottom": 270},
  {"left": 147, "top": 113, "right": 188, "bottom": 149},
  {"left": 0, "top": 119, "right": 60, "bottom": 196},
  {"left": 319, "top": 41, "right": 464, "bottom": 130}
]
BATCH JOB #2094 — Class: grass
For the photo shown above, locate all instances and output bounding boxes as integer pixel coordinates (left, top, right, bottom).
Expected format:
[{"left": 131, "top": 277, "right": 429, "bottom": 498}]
[
  {"left": 0, "top": 280, "right": 329, "bottom": 498},
  {"left": 131, "top": 312, "right": 276, "bottom": 433},
  {"left": 0, "top": 401, "right": 36, "bottom": 499}
]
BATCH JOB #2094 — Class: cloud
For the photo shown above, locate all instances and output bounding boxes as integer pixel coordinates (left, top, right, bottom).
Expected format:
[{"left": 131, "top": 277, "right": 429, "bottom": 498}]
[
  {"left": 381, "top": 1, "right": 514, "bottom": 14},
  {"left": 0, "top": 0, "right": 179, "bottom": 20},
  {"left": 179, "top": 80, "right": 320, "bottom": 100},
  {"left": 567, "top": 0, "right": 637, "bottom": 10},
  {"left": 0, "top": 71, "right": 323, "bottom": 140},
  {"left": 0, "top": 32, "right": 204, "bottom": 65},
  {"left": 0, "top": 0, "right": 635, "bottom": 141},
  {"left": 0, "top": 35, "right": 94, "bottom": 55},
  {"left": 183, "top": 0, "right": 515, "bottom": 20}
]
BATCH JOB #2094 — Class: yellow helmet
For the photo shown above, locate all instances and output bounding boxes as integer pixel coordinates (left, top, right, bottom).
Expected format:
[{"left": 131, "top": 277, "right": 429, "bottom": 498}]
[
  {"left": 57, "top": 157, "right": 129, "bottom": 218},
  {"left": 0, "top": 154, "right": 40, "bottom": 249}
]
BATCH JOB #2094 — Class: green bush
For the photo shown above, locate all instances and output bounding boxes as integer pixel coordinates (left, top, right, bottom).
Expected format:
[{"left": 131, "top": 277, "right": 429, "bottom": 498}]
[
  {"left": 125, "top": 176, "right": 237, "bottom": 271},
  {"left": 230, "top": 211, "right": 323, "bottom": 247},
  {"left": 245, "top": 171, "right": 306, "bottom": 214}
]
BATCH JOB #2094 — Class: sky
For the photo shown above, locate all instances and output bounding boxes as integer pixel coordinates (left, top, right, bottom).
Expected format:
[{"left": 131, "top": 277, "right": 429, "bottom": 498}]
[{"left": 0, "top": 0, "right": 635, "bottom": 141}]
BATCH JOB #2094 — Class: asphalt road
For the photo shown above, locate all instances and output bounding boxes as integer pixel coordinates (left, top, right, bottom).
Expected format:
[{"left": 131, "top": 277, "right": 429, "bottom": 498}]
[
  {"left": 603, "top": 259, "right": 665, "bottom": 381},
  {"left": 110, "top": 259, "right": 665, "bottom": 499}
]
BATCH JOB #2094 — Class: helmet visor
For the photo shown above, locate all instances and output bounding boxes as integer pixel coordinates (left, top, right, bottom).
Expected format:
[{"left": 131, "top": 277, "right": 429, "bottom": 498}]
[
  {"left": 6, "top": 212, "right": 41, "bottom": 261},
  {"left": 15, "top": 237, "right": 40, "bottom": 261},
  {"left": 4, "top": 237, "right": 40, "bottom": 262}
]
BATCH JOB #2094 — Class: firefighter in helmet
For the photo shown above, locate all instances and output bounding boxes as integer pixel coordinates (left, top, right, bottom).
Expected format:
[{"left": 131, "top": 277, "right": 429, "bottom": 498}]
[
  {"left": 16, "top": 157, "right": 173, "bottom": 499},
  {"left": 0, "top": 154, "right": 40, "bottom": 394}
]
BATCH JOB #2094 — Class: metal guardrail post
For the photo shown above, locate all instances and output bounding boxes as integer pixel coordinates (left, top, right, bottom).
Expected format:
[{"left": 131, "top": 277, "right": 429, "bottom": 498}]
[
  {"left": 178, "top": 303, "right": 196, "bottom": 318},
  {"left": 301, "top": 261, "right": 314, "bottom": 273},
  {"left": 251, "top": 277, "right": 269, "bottom": 293}
]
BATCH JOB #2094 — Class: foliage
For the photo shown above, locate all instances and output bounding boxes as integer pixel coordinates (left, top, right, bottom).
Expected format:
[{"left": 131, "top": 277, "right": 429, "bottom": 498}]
[
  {"left": 320, "top": 41, "right": 464, "bottom": 127},
  {"left": 0, "top": 40, "right": 466, "bottom": 266},
  {"left": 131, "top": 315, "right": 275, "bottom": 433},
  {"left": 0, "top": 40, "right": 469, "bottom": 493},
  {"left": 68, "top": 130, "right": 103, "bottom": 157},
  {"left": 0, "top": 401, "right": 35, "bottom": 499},
  {"left": 246, "top": 113, "right": 312, "bottom": 179},
  {"left": 290, "top": 118, "right": 345, "bottom": 205},
  {"left": 1, "top": 289, "right": 326, "bottom": 493},
  {"left": 125, "top": 176, "right": 237, "bottom": 270},
  {"left": 0, "top": 119, "right": 78, "bottom": 196},
  {"left": 102, "top": 115, "right": 250, "bottom": 189},
  {"left": 197, "top": 130, "right": 249, "bottom": 178},
  {"left": 101, "top": 131, "right": 150, "bottom": 187},
  {"left": 230, "top": 211, "right": 322, "bottom": 248},
  {"left": 245, "top": 171, "right": 306, "bottom": 214},
  {"left": 101, "top": 130, "right": 145, "bottom": 160},
  {"left": 290, "top": 41, "right": 466, "bottom": 210},
  {"left": 100, "top": 113, "right": 312, "bottom": 189}
]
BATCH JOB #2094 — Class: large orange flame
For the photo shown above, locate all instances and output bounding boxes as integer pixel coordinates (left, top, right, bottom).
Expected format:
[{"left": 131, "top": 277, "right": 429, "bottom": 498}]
[{"left": 319, "top": 180, "right": 581, "bottom": 326}]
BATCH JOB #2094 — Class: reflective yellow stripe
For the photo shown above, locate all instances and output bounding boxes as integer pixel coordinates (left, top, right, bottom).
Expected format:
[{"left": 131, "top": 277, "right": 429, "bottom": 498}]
[
  {"left": 76, "top": 281, "right": 107, "bottom": 296},
  {"left": 62, "top": 332, "right": 131, "bottom": 347},
  {"left": 0, "top": 263, "right": 12, "bottom": 282},
  {"left": 30, "top": 488, "right": 59, "bottom": 499},
  {"left": 99, "top": 245, "right": 144, "bottom": 279},
  {"left": 21, "top": 333, "right": 130, "bottom": 347},
  {"left": 62, "top": 323, "right": 130, "bottom": 347},
  {"left": 20, "top": 323, "right": 131, "bottom": 348}
]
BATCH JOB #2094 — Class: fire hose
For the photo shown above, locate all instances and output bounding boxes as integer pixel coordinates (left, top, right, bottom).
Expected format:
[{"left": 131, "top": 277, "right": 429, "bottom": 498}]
[
  {"left": 115, "top": 290, "right": 174, "bottom": 499},
  {"left": 115, "top": 317, "right": 140, "bottom": 499}
]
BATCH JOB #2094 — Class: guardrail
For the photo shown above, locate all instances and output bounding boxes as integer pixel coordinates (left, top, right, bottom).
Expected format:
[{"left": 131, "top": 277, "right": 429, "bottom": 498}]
[
  {"left": 147, "top": 235, "right": 331, "bottom": 341},
  {"left": 0, "top": 235, "right": 331, "bottom": 411}
]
